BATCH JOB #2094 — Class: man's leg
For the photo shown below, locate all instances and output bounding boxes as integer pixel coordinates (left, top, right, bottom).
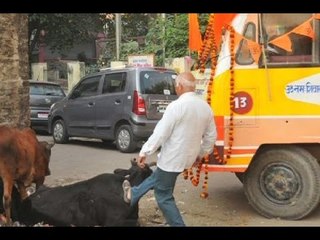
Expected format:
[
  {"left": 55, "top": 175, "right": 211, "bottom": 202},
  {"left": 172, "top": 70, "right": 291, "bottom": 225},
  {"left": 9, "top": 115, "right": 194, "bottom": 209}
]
[
  {"left": 127, "top": 170, "right": 156, "bottom": 206},
  {"left": 154, "top": 168, "right": 185, "bottom": 226}
]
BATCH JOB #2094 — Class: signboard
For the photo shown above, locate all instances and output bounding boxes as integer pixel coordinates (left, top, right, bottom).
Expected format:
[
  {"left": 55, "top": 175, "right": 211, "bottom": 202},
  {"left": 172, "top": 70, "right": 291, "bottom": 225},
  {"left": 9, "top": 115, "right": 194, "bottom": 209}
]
[{"left": 128, "top": 54, "right": 154, "bottom": 67}]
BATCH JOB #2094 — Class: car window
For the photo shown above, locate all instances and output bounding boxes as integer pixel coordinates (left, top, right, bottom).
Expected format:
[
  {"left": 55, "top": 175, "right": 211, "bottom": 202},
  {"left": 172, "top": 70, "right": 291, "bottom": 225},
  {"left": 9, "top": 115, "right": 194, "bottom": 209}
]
[
  {"left": 72, "top": 76, "right": 101, "bottom": 98},
  {"left": 30, "top": 84, "right": 65, "bottom": 96},
  {"left": 102, "top": 72, "right": 126, "bottom": 94},
  {"left": 140, "top": 71, "right": 177, "bottom": 95}
]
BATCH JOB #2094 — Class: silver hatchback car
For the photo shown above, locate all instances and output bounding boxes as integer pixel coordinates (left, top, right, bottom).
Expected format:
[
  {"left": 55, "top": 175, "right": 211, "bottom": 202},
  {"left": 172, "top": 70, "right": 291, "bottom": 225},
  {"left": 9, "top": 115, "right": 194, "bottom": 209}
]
[
  {"left": 48, "top": 67, "right": 178, "bottom": 153},
  {"left": 29, "top": 80, "right": 66, "bottom": 133}
]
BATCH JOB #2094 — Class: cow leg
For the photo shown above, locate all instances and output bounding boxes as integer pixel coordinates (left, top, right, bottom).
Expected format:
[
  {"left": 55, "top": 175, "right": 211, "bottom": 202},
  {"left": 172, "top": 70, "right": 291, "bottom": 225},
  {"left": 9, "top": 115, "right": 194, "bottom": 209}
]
[
  {"left": 18, "top": 167, "right": 35, "bottom": 199},
  {"left": 34, "top": 177, "right": 45, "bottom": 190},
  {"left": 17, "top": 183, "right": 28, "bottom": 200},
  {"left": 2, "top": 178, "right": 13, "bottom": 225},
  {"left": 24, "top": 166, "right": 35, "bottom": 187}
]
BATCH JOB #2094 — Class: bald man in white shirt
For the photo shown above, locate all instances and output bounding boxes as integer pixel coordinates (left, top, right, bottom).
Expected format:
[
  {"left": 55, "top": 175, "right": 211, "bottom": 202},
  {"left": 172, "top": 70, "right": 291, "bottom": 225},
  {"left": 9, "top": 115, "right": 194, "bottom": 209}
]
[{"left": 123, "top": 71, "right": 217, "bottom": 226}]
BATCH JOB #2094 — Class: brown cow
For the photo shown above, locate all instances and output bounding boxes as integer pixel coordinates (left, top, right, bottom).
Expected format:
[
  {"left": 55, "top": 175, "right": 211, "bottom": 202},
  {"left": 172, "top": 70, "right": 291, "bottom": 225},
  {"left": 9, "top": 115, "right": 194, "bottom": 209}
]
[{"left": 0, "top": 125, "right": 53, "bottom": 224}]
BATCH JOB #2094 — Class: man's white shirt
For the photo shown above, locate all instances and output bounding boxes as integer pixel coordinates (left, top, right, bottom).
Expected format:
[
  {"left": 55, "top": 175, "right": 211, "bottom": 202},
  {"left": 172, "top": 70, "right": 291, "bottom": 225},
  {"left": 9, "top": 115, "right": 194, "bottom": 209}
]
[{"left": 140, "top": 92, "right": 217, "bottom": 172}]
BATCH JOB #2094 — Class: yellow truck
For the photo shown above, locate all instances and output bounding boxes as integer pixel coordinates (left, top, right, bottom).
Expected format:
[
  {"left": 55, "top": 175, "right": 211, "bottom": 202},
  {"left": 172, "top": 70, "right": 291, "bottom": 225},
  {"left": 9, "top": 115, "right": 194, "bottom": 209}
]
[{"left": 200, "top": 13, "right": 320, "bottom": 220}]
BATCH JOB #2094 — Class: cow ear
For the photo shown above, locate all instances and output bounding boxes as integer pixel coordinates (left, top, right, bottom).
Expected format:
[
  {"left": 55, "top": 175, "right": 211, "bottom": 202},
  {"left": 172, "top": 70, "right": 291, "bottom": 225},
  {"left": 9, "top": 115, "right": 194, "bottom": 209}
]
[
  {"left": 46, "top": 142, "right": 55, "bottom": 150},
  {"left": 39, "top": 141, "right": 54, "bottom": 150}
]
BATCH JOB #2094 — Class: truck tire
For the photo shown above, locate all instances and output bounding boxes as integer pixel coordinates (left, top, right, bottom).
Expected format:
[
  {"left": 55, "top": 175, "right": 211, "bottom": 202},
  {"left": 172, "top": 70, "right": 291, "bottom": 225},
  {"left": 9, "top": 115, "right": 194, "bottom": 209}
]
[
  {"left": 115, "top": 125, "right": 137, "bottom": 153},
  {"left": 52, "top": 119, "right": 69, "bottom": 144},
  {"left": 235, "top": 172, "right": 245, "bottom": 184},
  {"left": 243, "top": 146, "right": 320, "bottom": 220}
]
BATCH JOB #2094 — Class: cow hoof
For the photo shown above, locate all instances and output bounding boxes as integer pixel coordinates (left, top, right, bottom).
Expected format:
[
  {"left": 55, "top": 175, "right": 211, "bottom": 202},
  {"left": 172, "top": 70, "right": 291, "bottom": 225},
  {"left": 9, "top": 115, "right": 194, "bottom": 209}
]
[
  {"left": 0, "top": 214, "right": 6, "bottom": 225},
  {"left": 0, "top": 215, "right": 12, "bottom": 226},
  {"left": 122, "top": 180, "right": 131, "bottom": 204},
  {"left": 27, "top": 185, "right": 36, "bottom": 196}
]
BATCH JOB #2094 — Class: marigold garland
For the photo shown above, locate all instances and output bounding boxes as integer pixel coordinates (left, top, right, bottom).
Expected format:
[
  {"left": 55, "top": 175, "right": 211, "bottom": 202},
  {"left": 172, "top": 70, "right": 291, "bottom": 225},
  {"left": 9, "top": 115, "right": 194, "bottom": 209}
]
[
  {"left": 208, "top": 25, "right": 235, "bottom": 164},
  {"left": 198, "top": 14, "right": 215, "bottom": 73},
  {"left": 183, "top": 155, "right": 210, "bottom": 199},
  {"left": 225, "top": 24, "right": 236, "bottom": 160},
  {"left": 184, "top": 22, "right": 237, "bottom": 199}
]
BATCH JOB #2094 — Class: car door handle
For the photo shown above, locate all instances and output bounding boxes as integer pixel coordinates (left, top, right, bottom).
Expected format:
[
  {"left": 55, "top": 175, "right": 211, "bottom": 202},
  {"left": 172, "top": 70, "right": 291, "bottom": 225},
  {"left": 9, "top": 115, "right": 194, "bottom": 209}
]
[
  {"left": 88, "top": 102, "right": 95, "bottom": 107},
  {"left": 115, "top": 99, "right": 121, "bottom": 105}
]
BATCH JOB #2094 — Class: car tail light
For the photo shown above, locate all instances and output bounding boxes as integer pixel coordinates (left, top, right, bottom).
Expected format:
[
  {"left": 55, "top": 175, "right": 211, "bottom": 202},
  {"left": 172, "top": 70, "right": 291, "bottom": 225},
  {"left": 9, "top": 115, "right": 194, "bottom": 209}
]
[{"left": 133, "top": 90, "right": 146, "bottom": 115}]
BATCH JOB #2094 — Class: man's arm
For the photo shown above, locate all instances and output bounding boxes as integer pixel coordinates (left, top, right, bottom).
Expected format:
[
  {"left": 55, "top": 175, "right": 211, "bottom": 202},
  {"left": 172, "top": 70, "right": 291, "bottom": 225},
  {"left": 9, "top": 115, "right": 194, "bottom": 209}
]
[
  {"left": 198, "top": 116, "right": 217, "bottom": 158},
  {"left": 139, "top": 103, "right": 179, "bottom": 160}
]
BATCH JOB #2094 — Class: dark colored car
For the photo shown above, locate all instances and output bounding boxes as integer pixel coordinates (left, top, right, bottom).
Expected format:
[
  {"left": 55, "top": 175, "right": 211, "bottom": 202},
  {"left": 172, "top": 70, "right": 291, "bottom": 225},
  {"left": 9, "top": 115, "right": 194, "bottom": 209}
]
[
  {"left": 48, "top": 66, "right": 178, "bottom": 153},
  {"left": 29, "top": 80, "right": 66, "bottom": 133}
]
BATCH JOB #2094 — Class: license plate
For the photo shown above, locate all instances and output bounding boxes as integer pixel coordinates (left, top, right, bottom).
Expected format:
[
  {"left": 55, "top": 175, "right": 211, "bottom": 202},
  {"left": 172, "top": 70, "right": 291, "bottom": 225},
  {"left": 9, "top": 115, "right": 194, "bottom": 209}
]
[
  {"left": 37, "top": 113, "right": 48, "bottom": 119},
  {"left": 157, "top": 105, "right": 167, "bottom": 113}
]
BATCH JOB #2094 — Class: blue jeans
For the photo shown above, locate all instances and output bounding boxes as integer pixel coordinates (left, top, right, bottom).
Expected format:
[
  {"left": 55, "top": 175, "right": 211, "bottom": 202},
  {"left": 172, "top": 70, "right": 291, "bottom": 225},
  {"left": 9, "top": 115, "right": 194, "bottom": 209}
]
[
  {"left": 131, "top": 167, "right": 185, "bottom": 226},
  {"left": 130, "top": 171, "right": 156, "bottom": 206}
]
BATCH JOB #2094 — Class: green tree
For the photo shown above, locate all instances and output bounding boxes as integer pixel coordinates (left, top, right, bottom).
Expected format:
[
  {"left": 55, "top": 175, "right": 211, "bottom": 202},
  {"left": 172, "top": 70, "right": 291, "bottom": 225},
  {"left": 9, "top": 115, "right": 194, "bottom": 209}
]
[
  {"left": 100, "top": 13, "right": 209, "bottom": 66},
  {"left": 28, "top": 14, "right": 105, "bottom": 62},
  {"left": 101, "top": 14, "right": 156, "bottom": 42},
  {"left": 100, "top": 14, "right": 156, "bottom": 64},
  {"left": 133, "top": 14, "right": 209, "bottom": 66},
  {"left": 28, "top": 13, "right": 209, "bottom": 68}
]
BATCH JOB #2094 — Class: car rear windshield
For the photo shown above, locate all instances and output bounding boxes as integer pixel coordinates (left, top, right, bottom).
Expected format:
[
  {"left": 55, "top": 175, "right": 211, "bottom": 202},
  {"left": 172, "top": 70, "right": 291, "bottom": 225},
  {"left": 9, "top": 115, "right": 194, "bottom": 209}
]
[
  {"left": 30, "top": 84, "right": 65, "bottom": 96},
  {"left": 140, "top": 71, "right": 177, "bottom": 95}
]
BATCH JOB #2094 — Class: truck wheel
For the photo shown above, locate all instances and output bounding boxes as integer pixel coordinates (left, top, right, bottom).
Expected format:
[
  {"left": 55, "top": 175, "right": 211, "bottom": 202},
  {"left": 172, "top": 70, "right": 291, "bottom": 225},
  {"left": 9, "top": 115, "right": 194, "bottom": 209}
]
[
  {"left": 235, "top": 172, "right": 245, "bottom": 184},
  {"left": 52, "top": 119, "right": 69, "bottom": 144},
  {"left": 243, "top": 146, "right": 320, "bottom": 220},
  {"left": 115, "top": 125, "right": 137, "bottom": 153}
]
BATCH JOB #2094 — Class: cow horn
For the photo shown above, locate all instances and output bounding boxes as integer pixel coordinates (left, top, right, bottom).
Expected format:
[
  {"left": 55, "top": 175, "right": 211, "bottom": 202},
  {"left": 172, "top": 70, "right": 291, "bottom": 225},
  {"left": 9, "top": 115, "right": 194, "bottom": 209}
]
[{"left": 148, "top": 161, "right": 157, "bottom": 167}]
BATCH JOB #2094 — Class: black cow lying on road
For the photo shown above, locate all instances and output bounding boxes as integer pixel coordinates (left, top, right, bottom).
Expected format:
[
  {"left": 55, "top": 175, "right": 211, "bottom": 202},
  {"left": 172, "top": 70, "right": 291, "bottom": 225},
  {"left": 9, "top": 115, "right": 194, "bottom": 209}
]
[{"left": 0, "top": 159, "right": 155, "bottom": 226}]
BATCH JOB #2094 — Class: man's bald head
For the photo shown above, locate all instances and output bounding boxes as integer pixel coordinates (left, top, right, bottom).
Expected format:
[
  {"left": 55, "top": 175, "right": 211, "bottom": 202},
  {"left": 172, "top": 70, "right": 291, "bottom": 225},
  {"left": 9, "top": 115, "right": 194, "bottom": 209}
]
[
  {"left": 175, "top": 72, "right": 196, "bottom": 89},
  {"left": 174, "top": 72, "right": 196, "bottom": 96}
]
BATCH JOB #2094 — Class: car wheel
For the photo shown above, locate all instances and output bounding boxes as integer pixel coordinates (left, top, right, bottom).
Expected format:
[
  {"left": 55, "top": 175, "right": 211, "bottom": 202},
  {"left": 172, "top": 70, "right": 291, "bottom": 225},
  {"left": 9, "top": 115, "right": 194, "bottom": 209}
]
[
  {"left": 115, "top": 125, "right": 137, "bottom": 153},
  {"left": 52, "top": 119, "right": 69, "bottom": 144},
  {"left": 243, "top": 146, "right": 320, "bottom": 220}
]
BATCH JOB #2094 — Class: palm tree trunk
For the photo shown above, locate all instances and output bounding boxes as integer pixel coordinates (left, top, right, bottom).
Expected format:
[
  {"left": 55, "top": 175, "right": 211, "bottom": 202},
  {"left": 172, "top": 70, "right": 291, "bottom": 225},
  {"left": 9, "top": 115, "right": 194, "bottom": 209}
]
[{"left": 0, "top": 14, "right": 30, "bottom": 128}]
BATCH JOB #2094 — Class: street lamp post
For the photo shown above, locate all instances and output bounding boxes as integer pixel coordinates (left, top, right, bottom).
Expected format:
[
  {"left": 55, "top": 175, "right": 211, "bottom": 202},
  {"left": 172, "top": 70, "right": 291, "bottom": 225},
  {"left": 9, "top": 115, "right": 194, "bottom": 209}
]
[
  {"left": 115, "top": 14, "right": 121, "bottom": 61},
  {"left": 162, "top": 13, "right": 166, "bottom": 66}
]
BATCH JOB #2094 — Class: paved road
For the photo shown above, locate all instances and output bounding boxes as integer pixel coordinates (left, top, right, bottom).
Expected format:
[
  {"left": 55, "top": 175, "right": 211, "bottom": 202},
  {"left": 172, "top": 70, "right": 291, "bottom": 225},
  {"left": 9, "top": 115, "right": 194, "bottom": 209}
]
[{"left": 37, "top": 134, "right": 320, "bottom": 226}]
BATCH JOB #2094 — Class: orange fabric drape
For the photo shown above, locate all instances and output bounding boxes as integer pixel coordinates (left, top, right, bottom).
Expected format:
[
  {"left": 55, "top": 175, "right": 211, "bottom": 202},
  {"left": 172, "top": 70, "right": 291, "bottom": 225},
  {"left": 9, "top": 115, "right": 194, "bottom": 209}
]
[
  {"left": 189, "top": 13, "right": 203, "bottom": 52},
  {"left": 214, "top": 13, "right": 236, "bottom": 50}
]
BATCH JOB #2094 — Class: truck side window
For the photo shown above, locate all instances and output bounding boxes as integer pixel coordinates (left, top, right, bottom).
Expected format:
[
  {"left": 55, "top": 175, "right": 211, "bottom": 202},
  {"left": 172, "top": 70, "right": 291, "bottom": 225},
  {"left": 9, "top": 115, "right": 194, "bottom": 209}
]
[
  {"left": 236, "top": 22, "right": 256, "bottom": 65},
  {"left": 262, "top": 14, "right": 314, "bottom": 65}
]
